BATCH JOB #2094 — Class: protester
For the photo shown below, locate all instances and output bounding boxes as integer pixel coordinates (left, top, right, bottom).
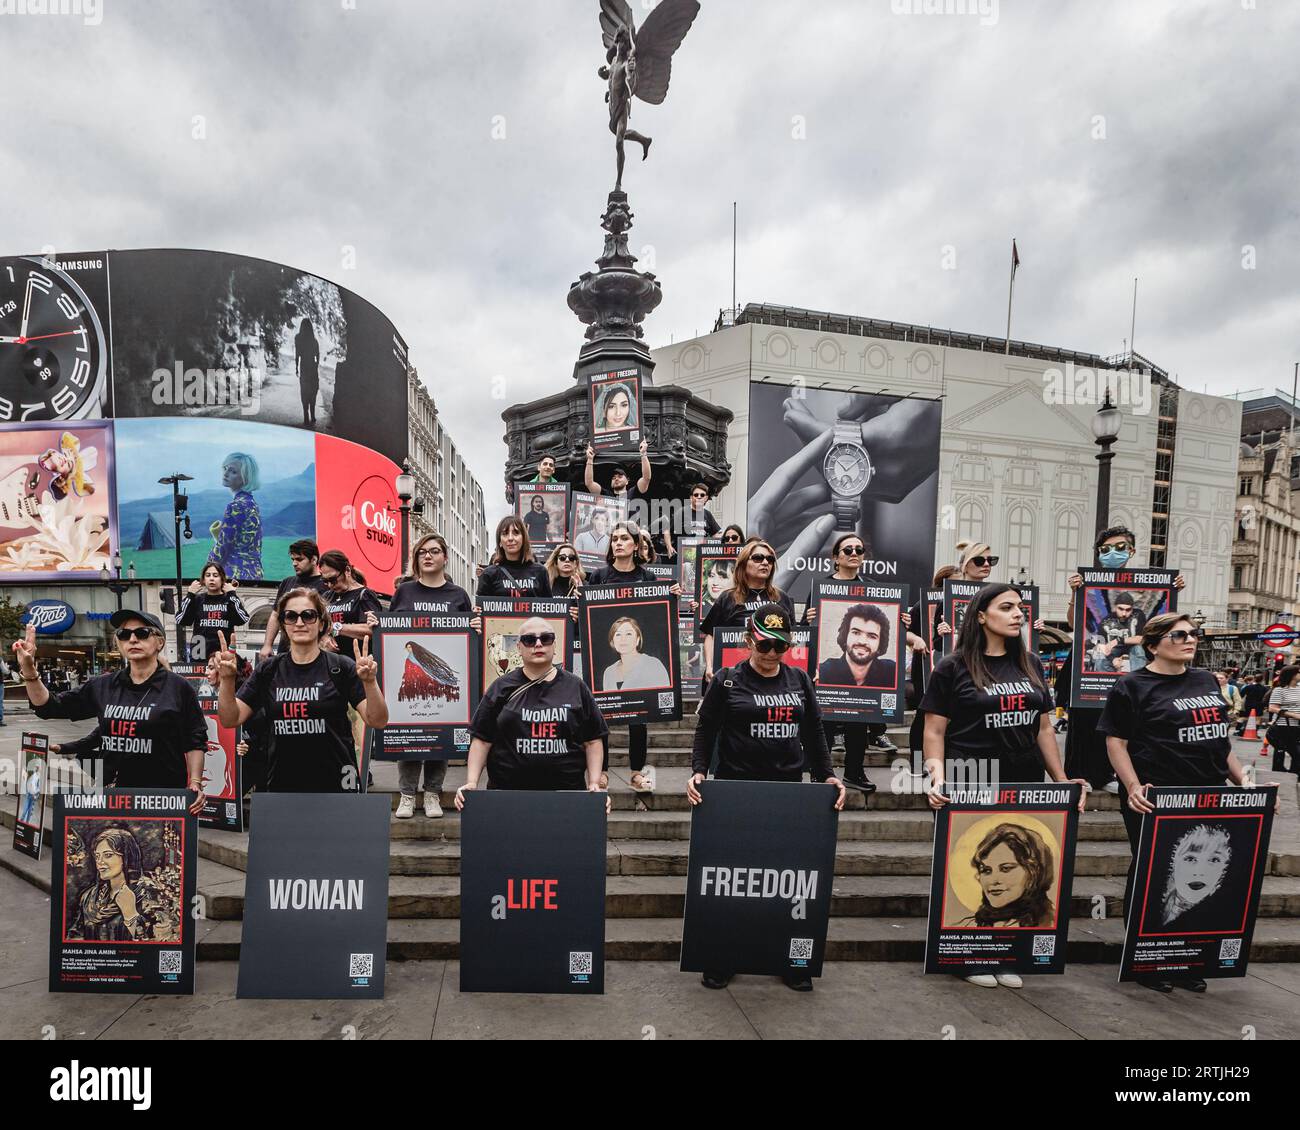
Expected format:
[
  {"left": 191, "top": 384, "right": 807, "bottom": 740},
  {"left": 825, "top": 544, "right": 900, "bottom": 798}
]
[
  {"left": 662, "top": 482, "right": 720, "bottom": 558},
  {"left": 687, "top": 604, "right": 846, "bottom": 992},
  {"left": 176, "top": 562, "right": 250, "bottom": 662},
  {"left": 476, "top": 516, "right": 552, "bottom": 597},
  {"left": 14, "top": 613, "right": 207, "bottom": 813},
  {"left": 389, "top": 534, "right": 474, "bottom": 820},
  {"left": 217, "top": 589, "right": 387, "bottom": 792},
  {"left": 1266, "top": 665, "right": 1300, "bottom": 774},
  {"left": 1214, "top": 670, "right": 1243, "bottom": 722},
  {"left": 700, "top": 539, "right": 795, "bottom": 684},
  {"left": 1239, "top": 674, "right": 1268, "bottom": 737},
  {"left": 1064, "top": 525, "right": 1186, "bottom": 792},
  {"left": 584, "top": 439, "right": 651, "bottom": 518},
  {"left": 922, "top": 583, "right": 1085, "bottom": 990},
  {"left": 907, "top": 563, "right": 960, "bottom": 757},
  {"left": 545, "top": 542, "right": 586, "bottom": 601},
  {"left": 720, "top": 524, "right": 744, "bottom": 547},
  {"left": 1099, "top": 612, "right": 1274, "bottom": 993},
  {"left": 261, "top": 539, "right": 328, "bottom": 658},
  {"left": 455, "top": 616, "right": 608, "bottom": 806}
]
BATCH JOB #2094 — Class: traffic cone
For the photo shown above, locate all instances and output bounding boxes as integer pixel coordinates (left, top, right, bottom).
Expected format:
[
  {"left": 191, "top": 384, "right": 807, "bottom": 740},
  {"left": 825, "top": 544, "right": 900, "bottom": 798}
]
[{"left": 1242, "top": 710, "right": 1260, "bottom": 741}]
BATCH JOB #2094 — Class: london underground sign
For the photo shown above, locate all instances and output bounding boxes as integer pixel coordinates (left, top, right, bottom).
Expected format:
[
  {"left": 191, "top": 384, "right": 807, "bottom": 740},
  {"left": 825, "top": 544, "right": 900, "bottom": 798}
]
[
  {"left": 1260, "top": 624, "right": 1300, "bottom": 648},
  {"left": 21, "top": 600, "right": 76, "bottom": 635}
]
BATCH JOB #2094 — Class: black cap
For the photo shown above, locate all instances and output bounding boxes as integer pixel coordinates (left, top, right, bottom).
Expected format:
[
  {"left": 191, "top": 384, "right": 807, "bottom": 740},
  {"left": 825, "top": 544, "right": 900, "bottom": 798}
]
[
  {"left": 748, "top": 603, "right": 792, "bottom": 643},
  {"left": 109, "top": 609, "right": 165, "bottom": 634}
]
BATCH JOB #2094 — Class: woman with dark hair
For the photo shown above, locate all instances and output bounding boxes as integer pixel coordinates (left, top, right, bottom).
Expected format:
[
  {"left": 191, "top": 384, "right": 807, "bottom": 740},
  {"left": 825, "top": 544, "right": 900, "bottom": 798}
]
[
  {"left": 176, "top": 561, "right": 250, "bottom": 662},
  {"left": 922, "top": 583, "right": 1084, "bottom": 988},
  {"left": 68, "top": 827, "right": 153, "bottom": 942},
  {"left": 720, "top": 524, "right": 744, "bottom": 547},
  {"left": 1265, "top": 665, "right": 1300, "bottom": 774},
  {"left": 15, "top": 612, "right": 207, "bottom": 811},
  {"left": 596, "top": 382, "right": 635, "bottom": 431},
  {"left": 601, "top": 616, "right": 670, "bottom": 691},
  {"left": 1099, "top": 611, "right": 1270, "bottom": 994},
  {"left": 476, "top": 516, "right": 552, "bottom": 597},
  {"left": 700, "top": 539, "right": 795, "bottom": 684},
  {"left": 908, "top": 563, "right": 961, "bottom": 757},
  {"left": 1065, "top": 525, "right": 1186, "bottom": 791},
  {"left": 390, "top": 533, "right": 474, "bottom": 820},
  {"left": 216, "top": 587, "right": 388, "bottom": 792},
  {"left": 687, "top": 603, "right": 846, "bottom": 993},
  {"left": 956, "top": 822, "right": 1057, "bottom": 928},
  {"left": 295, "top": 317, "right": 320, "bottom": 426},
  {"left": 209, "top": 452, "right": 263, "bottom": 581}
]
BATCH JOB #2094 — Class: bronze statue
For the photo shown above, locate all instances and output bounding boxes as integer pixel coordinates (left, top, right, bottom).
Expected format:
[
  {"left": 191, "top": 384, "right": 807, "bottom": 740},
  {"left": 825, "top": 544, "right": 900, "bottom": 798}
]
[{"left": 598, "top": 0, "right": 700, "bottom": 191}]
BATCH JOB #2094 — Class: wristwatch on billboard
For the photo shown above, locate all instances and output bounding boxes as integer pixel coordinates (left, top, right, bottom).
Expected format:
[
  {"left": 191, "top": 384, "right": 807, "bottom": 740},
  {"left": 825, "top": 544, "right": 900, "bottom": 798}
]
[{"left": 822, "top": 421, "right": 873, "bottom": 531}]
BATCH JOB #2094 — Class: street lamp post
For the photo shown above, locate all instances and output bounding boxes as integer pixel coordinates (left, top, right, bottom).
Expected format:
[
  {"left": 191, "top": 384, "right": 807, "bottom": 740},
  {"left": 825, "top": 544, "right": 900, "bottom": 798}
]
[
  {"left": 395, "top": 461, "right": 415, "bottom": 575},
  {"left": 99, "top": 551, "right": 137, "bottom": 612},
  {"left": 1092, "top": 387, "right": 1122, "bottom": 539},
  {"left": 159, "top": 473, "right": 194, "bottom": 656}
]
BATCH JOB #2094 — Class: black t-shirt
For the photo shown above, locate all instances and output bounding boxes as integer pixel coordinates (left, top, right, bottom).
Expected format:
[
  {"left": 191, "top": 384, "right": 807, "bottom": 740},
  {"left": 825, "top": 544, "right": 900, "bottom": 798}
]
[
  {"left": 692, "top": 661, "right": 832, "bottom": 781},
  {"left": 34, "top": 666, "right": 207, "bottom": 788},
  {"left": 700, "top": 589, "right": 795, "bottom": 637},
  {"left": 919, "top": 652, "right": 1051, "bottom": 776},
  {"left": 523, "top": 510, "right": 551, "bottom": 542},
  {"left": 273, "top": 573, "right": 330, "bottom": 652},
  {"left": 176, "top": 590, "right": 250, "bottom": 659},
  {"left": 586, "top": 562, "right": 654, "bottom": 588},
  {"left": 469, "top": 668, "right": 608, "bottom": 790},
  {"left": 1097, "top": 667, "right": 1232, "bottom": 787},
  {"left": 476, "top": 560, "right": 552, "bottom": 598},
  {"left": 817, "top": 655, "right": 897, "bottom": 688},
  {"left": 327, "top": 585, "right": 383, "bottom": 661},
  {"left": 685, "top": 507, "right": 720, "bottom": 538},
  {"left": 389, "top": 579, "right": 473, "bottom": 614},
  {"left": 550, "top": 574, "right": 579, "bottom": 599},
  {"left": 237, "top": 652, "right": 367, "bottom": 792}
]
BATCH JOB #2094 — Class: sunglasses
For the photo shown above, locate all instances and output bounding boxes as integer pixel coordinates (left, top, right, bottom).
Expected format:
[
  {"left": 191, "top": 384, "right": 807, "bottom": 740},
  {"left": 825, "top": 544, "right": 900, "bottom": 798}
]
[
  {"left": 691, "top": 492, "right": 708, "bottom": 499},
  {"left": 282, "top": 609, "right": 322, "bottom": 625},
  {"left": 969, "top": 555, "right": 999, "bottom": 568},
  {"left": 519, "top": 632, "right": 556, "bottom": 647},
  {"left": 320, "top": 573, "right": 342, "bottom": 586},
  {"left": 839, "top": 545, "right": 865, "bottom": 556},
  {"left": 753, "top": 639, "right": 789, "bottom": 654},
  {"left": 556, "top": 554, "right": 578, "bottom": 563},
  {"left": 1101, "top": 541, "right": 1135, "bottom": 552},
  {"left": 1163, "top": 629, "right": 1200, "bottom": 643},
  {"left": 723, "top": 535, "right": 741, "bottom": 543},
  {"left": 749, "top": 553, "right": 776, "bottom": 565},
  {"left": 115, "top": 627, "right": 157, "bottom": 642}
]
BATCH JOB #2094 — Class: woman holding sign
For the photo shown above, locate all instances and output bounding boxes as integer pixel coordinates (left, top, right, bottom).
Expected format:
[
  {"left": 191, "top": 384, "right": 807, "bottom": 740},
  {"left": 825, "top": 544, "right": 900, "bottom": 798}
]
[
  {"left": 687, "top": 604, "right": 845, "bottom": 992},
  {"left": 700, "top": 539, "right": 795, "bottom": 684},
  {"left": 922, "top": 584, "right": 1085, "bottom": 989},
  {"left": 216, "top": 589, "right": 388, "bottom": 792},
  {"left": 476, "top": 516, "right": 552, "bottom": 598},
  {"left": 15, "top": 611, "right": 208, "bottom": 813},
  {"left": 1098, "top": 612, "right": 1269, "bottom": 995},
  {"left": 455, "top": 616, "right": 609, "bottom": 808}
]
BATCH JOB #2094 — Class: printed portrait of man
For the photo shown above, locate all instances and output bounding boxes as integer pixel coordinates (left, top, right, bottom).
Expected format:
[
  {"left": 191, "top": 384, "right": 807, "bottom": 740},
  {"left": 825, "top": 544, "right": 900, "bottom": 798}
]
[{"left": 818, "top": 602, "right": 896, "bottom": 689}]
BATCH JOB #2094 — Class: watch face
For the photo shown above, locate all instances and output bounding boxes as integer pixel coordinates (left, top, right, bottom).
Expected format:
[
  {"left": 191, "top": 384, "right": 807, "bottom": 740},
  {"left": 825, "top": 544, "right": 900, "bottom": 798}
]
[
  {"left": 0, "top": 258, "right": 107, "bottom": 422},
  {"left": 823, "top": 442, "right": 872, "bottom": 494}
]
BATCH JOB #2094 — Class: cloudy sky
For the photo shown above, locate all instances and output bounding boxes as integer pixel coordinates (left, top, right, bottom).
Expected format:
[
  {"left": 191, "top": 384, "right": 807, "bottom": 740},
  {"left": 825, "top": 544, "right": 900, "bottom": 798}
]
[{"left": 3, "top": 0, "right": 1296, "bottom": 527}]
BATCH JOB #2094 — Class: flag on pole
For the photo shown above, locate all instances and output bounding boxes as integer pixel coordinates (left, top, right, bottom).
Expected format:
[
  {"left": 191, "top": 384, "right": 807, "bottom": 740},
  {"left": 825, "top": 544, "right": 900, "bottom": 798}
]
[
  {"left": 1012, "top": 239, "right": 1020, "bottom": 274},
  {"left": 1005, "top": 239, "right": 1019, "bottom": 354}
]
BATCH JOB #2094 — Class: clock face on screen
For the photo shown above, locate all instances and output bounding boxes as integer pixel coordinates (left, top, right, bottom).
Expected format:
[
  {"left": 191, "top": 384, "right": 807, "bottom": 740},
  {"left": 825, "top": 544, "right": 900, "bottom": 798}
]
[
  {"left": 0, "top": 258, "right": 107, "bottom": 422},
  {"left": 823, "top": 441, "right": 873, "bottom": 494}
]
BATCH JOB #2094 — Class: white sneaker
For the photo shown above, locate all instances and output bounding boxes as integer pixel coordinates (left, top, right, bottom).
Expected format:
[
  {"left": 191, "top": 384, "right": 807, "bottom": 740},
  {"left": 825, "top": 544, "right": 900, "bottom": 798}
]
[
  {"left": 395, "top": 794, "right": 415, "bottom": 819},
  {"left": 964, "top": 974, "right": 998, "bottom": 988},
  {"left": 424, "top": 791, "right": 443, "bottom": 819},
  {"left": 1104, "top": 780, "right": 1120, "bottom": 794},
  {"left": 996, "top": 973, "right": 1023, "bottom": 988}
]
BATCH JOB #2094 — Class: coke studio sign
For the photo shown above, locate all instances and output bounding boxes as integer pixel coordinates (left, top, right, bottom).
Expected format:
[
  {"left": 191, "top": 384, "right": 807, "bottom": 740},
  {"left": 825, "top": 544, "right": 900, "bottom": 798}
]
[
  {"left": 350, "top": 475, "right": 400, "bottom": 578},
  {"left": 314, "top": 435, "right": 405, "bottom": 592}
]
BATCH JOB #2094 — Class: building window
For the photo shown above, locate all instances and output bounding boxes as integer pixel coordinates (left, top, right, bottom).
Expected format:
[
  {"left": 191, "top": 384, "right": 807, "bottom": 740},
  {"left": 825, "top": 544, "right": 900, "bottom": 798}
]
[
  {"left": 957, "top": 501, "right": 985, "bottom": 546},
  {"left": 1057, "top": 469, "right": 1084, "bottom": 492},
  {"left": 957, "top": 460, "right": 988, "bottom": 483},
  {"left": 1239, "top": 477, "right": 1253, "bottom": 495},
  {"left": 1233, "top": 565, "right": 1243, "bottom": 589},
  {"left": 1008, "top": 464, "right": 1036, "bottom": 489},
  {"left": 1007, "top": 505, "right": 1034, "bottom": 576},
  {"left": 1054, "top": 510, "right": 1082, "bottom": 591}
]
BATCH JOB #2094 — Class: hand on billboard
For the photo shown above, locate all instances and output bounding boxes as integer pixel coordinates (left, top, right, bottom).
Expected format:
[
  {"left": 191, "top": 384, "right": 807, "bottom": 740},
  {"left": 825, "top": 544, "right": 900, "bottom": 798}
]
[
  {"left": 906, "top": 632, "right": 927, "bottom": 653},
  {"left": 825, "top": 776, "right": 847, "bottom": 811},
  {"left": 454, "top": 782, "right": 476, "bottom": 811},
  {"left": 236, "top": 740, "right": 249, "bottom": 758},
  {"left": 589, "top": 783, "right": 612, "bottom": 814},
  {"left": 686, "top": 772, "right": 706, "bottom": 806},
  {"left": 926, "top": 778, "right": 950, "bottom": 809},
  {"left": 355, "top": 635, "right": 378, "bottom": 685},
  {"left": 900, "top": 611, "right": 911, "bottom": 628},
  {"left": 1174, "top": 574, "right": 1186, "bottom": 591},
  {"left": 1126, "top": 782, "right": 1154, "bottom": 814},
  {"left": 1067, "top": 573, "right": 1084, "bottom": 590},
  {"left": 936, "top": 620, "right": 952, "bottom": 636}
]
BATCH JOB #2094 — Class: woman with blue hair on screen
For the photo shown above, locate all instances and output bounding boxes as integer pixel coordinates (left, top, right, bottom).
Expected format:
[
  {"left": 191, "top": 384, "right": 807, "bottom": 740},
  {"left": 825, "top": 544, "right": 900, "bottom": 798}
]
[{"left": 209, "top": 451, "right": 263, "bottom": 582}]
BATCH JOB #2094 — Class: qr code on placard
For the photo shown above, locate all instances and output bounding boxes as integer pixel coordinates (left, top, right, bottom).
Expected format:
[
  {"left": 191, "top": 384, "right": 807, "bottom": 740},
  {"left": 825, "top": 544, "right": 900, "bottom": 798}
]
[
  {"left": 225, "top": 802, "right": 237, "bottom": 820},
  {"left": 349, "top": 953, "right": 374, "bottom": 978},
  {"left": 159, "top": 950, "right": 183, "bottom": 974},
  {"left": 1219, "top": 938, "right": 1242, "bottom": 961},
  {"left": 881, "top": 693, "right": 897, "bottom": 712},
  {"left": 1032, "top": 934, "right": 1055, "bottom": 956},
  {"left": 657, "top": 692, "right": 674, "bottom": 711},
  {"left": 789, "top": 937, "right": 814, "bottom": 961},
  {"left": 569, "top": 951, "right": 593, "bottom": 975},
  {"left": 454, "top": 728, "right": 470, "bottom": 747}
]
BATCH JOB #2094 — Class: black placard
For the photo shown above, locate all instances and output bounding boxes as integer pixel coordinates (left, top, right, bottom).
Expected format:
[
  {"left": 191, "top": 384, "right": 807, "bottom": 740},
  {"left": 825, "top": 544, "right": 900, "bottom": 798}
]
[
  {"left": 680, "top": 780, "right": 839, "bottom": 978},
  {"left": 940, "top": 579, "right": 982, "bottom": 657},
  {"left": 237, "top": 792, "right": 391, "bottom": 999},
  {"left": 459, "top": 790, "right": 607, "bottom": 993},
  {"left": 13, "top": 731, "right": 49, "bottom": 860},
  {"left": 479, "top": 598, "right": 576, "bottom": 697},
  {"left": 49, "top": 790, "right": 198, "bottom": 994},
  {"left": 1070, "top": 567, "right": 1178, "bottom": 707},
  {"left": 588, "top": 367, "right": 643, "bottom": 453},
  {"left": 924, "top": 782, "right": 1082, "bottom": 976},
  {"left": 370, "top": 614, "right": 479, "bottom": 760},
  {"left": 580, "top": 583, "right": 681, "bottom": 724},
  {"left": 1119, "top": 786, "right": 1276, "bottom": 982},
  {"left": 810, "top": 578, "right": 908, "bottom": 722},
  {"left": 920, "top": 587, "right": 944, "bottom": 689},
  {"left": 171, "top": 663, "right": 243, "bottom": 832}
]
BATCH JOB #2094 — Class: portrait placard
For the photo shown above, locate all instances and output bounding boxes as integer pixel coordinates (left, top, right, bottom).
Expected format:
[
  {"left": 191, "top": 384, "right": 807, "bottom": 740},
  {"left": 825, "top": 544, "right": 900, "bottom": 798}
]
[
  {"left": 588, "top": 367, "right": 642, "bottom": 453},
  {"left": 570, "top": 490, "right": 629, "bottom": 571},
  {"left": 13, "top": 731, "right": 50, "bottom": 860},
  {"left": 580, "top": 583, "right": 681, "bottom": 724},
  {"left": 515, "top": 481, "right": 570, "bottom": 557},
  {"left": 1070, "top": 567, "right": 1177, "bottom": 707},
  {"left": 172, "top": 662, "right": 243, "bottom": 832},
  {"left": 479, "top": 598, "right": 575, "bottom": 695},
  {"left": 810, "top": 579, "right": 908, "bottom": 722}
]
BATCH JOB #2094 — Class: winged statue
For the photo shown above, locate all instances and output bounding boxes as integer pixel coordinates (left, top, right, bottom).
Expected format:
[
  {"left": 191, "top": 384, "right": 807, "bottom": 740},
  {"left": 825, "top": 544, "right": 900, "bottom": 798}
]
[{"left": 598, "top": 0, "right": 701, "bottom": 191}]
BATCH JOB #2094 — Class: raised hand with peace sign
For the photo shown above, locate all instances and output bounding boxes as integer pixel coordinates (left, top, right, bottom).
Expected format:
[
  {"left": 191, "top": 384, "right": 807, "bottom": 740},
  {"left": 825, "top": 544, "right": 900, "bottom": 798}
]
[{"left": 354, "top": 633, "right": 378, "bottom": 686}]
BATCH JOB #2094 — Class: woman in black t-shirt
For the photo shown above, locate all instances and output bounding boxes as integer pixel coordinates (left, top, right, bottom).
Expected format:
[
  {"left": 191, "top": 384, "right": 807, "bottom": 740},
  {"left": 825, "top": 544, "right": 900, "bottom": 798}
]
[
  {"left": 920, "top": 584, "right": 1084, "bottom": 990},
  {"left": 686, "top": 603, "right": 845, "bottom": 994},
  {"left": 176, "top": 562, "right": 251, "bottom": 662},
  {"left": 476, "top": 516, "right": 552, "bottom": 598},
  {"left": 456, "top": 616, "right": 609, "bottom": 807},
  {"left": 1098, "top": 611, "right": 1273, "bottom": 994},
  {"left": 700, "top": 539, "right": 795, "bottom": 683},
  {"left": 217, "top": 588, "right": 389, "bottom": 793},
  {"left": 16, "top": 612, "right": 207, "bottom": 812}
]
